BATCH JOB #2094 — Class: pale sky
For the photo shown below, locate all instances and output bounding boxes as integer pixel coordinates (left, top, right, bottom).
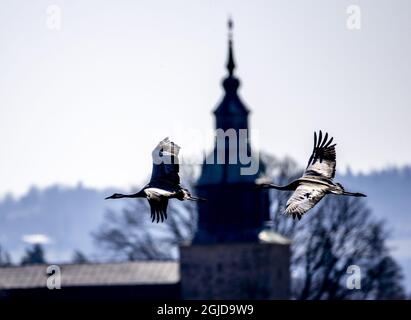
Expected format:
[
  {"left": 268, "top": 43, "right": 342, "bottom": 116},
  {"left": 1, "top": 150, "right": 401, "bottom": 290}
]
[{"left": 1, "top": 0, "right": 411, "bottom": 197}]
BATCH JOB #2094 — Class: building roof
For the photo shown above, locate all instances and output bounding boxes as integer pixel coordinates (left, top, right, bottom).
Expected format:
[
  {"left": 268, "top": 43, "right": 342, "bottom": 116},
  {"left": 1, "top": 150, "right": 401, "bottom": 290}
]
[
  {"left": 214, "top": 20, "right": 249, "bottom": 117},
  {"left": 258, "top": 230, "right": 292, "bottom": 245},
  {"left": 198, "top": 20, "right": 264, "bottom": 187},
  {"left": 0, "top": 261, "right": 179, "bottom": 289}
]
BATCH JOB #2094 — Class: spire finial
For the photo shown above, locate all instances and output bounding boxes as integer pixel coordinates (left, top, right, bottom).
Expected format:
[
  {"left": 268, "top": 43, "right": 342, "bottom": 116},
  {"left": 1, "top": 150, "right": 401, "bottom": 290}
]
[
  {"left": 228, "top": 17, "right": 233, "bottom": 39},
  {"left": 226, "top": 17, "right": 235, "bottom": 76}
]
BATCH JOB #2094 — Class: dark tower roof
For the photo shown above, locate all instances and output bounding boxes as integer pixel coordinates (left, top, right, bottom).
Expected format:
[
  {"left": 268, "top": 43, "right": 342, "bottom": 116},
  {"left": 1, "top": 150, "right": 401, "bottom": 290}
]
[
  {"left": 214, "top": 19, "right": 249, "bottom": 119},
  {"left": 226, "top": 18, "right": 235, "bottom": 76},
  {"left": 194, "top": 20, "right": 270, "bottom": 244},
  {"left": 197, "top": 19, "right": 259, "bottom": 186}
]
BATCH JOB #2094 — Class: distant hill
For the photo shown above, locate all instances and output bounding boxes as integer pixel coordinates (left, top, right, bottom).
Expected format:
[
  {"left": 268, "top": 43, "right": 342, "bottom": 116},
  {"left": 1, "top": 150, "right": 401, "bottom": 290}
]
[
  {"left": 338, "top": 167, "right": 411, "bottom": 238},
  {"left": 0, "top": 184, "right": 126, "bottom": 263},
  {"left": 0, "top": 167, "right": 410, "bottom": 290}
]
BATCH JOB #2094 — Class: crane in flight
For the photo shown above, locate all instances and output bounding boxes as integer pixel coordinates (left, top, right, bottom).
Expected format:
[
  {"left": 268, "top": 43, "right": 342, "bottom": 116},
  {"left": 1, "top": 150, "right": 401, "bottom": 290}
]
[
  {"left": 105, "top": 137, "right": 205, "bottom": 223},
  {"left": 258, "top": 131, "right": 366, "bottom": 220}
]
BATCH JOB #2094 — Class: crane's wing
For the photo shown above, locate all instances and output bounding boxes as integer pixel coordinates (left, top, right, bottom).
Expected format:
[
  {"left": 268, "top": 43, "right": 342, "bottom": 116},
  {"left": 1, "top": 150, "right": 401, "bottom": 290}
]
[
  {"left": 150, "top": 137, "right": 181, "bottom": 188},
  {"left": 285, "top": 183, "right": 328, "bottom": 219},
  {"left": 304, "top": 130, "right": 337, "bottom": 180},
  {"left": 148, "top": 194, "right": 169, "bottom": 223}
]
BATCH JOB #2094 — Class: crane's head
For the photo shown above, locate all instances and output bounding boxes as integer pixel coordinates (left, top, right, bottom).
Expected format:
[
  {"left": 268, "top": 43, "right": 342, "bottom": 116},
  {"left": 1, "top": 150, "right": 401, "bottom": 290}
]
[{"left": 105, "top": 193, "right": 124, "bottom": 200}]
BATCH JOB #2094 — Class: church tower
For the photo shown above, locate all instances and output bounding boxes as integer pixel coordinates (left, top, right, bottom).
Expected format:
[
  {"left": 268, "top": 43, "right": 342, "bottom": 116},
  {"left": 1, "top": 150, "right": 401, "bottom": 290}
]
[
  {"left": 194, "top": 19, "right": 270, "bottom": 244},
  {"left": 180, "top": 20, "right": 290, "bottom": 300}
]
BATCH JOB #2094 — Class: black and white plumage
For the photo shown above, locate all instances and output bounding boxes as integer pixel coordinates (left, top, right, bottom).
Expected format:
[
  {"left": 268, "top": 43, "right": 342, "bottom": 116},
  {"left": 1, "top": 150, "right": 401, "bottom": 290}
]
[
  {"left": 105, "top": 137, "right": 205, "bottom": 223},
  {"left": 258, "top": 131, "right": 366, "bottom": 220}
]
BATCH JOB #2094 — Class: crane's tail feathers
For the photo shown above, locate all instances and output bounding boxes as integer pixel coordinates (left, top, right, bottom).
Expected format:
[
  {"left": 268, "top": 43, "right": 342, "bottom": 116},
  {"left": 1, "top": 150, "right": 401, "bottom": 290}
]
[{"left": 342, "top": 191, "right": 367, "bottom": 197}]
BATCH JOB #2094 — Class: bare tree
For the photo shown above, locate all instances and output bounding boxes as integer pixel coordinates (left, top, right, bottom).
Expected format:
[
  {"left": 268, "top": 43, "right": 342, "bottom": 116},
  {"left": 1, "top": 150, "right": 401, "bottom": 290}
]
[
  {"left": 72, "top": 250, "right": 89, "bottom": 264},
  {"left": 290, "top": 196, "right": 405, "bottom": 299},
  {"left": 20, "top": 244, "right": 46, "bottom": 266},
  {"left": 0, "top": 245, "right": 11, "bottom": 267}
]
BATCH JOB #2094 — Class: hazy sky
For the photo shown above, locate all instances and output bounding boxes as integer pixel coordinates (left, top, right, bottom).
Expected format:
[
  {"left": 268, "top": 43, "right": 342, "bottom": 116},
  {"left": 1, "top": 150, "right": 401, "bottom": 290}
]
[{"left": 1, "top": 0, "right": 410, "bottom": 197}]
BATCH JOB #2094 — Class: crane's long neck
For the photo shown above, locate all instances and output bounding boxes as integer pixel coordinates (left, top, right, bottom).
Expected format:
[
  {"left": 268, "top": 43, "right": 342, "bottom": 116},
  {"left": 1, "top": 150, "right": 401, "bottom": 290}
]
[
  {"left": 105, "top": 190, "right": 146, "bottom": 200},
  {"left": 127, "top": 190, "right": 146, "bottom": 198},
  {"left": 260, "top": 180, "right": 299, "bottom": 191},
  {"left": 117, "top": 193, "right": 141, "bottom": 198},
  {"left": 269, "top": 184, "right": 295, "bottom": 191}
]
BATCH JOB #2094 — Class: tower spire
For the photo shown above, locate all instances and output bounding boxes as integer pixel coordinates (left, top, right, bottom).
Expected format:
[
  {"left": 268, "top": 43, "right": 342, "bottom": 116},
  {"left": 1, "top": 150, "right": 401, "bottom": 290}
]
[
  {"left": 195, "top": 17, "right": 269, "bottom": 245},
  {"left": 226, "top": 18, "right": 235, "bottom": 76}
]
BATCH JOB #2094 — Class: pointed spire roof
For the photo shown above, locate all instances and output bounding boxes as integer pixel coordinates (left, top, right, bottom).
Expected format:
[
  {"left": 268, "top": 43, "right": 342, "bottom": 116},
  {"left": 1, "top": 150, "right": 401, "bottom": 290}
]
[
  {"left": 214, "top": 18, "right": 249, "bottom": 117},
  {"left": 226, "top": 18, "right": 235, "bottom": 76}
]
